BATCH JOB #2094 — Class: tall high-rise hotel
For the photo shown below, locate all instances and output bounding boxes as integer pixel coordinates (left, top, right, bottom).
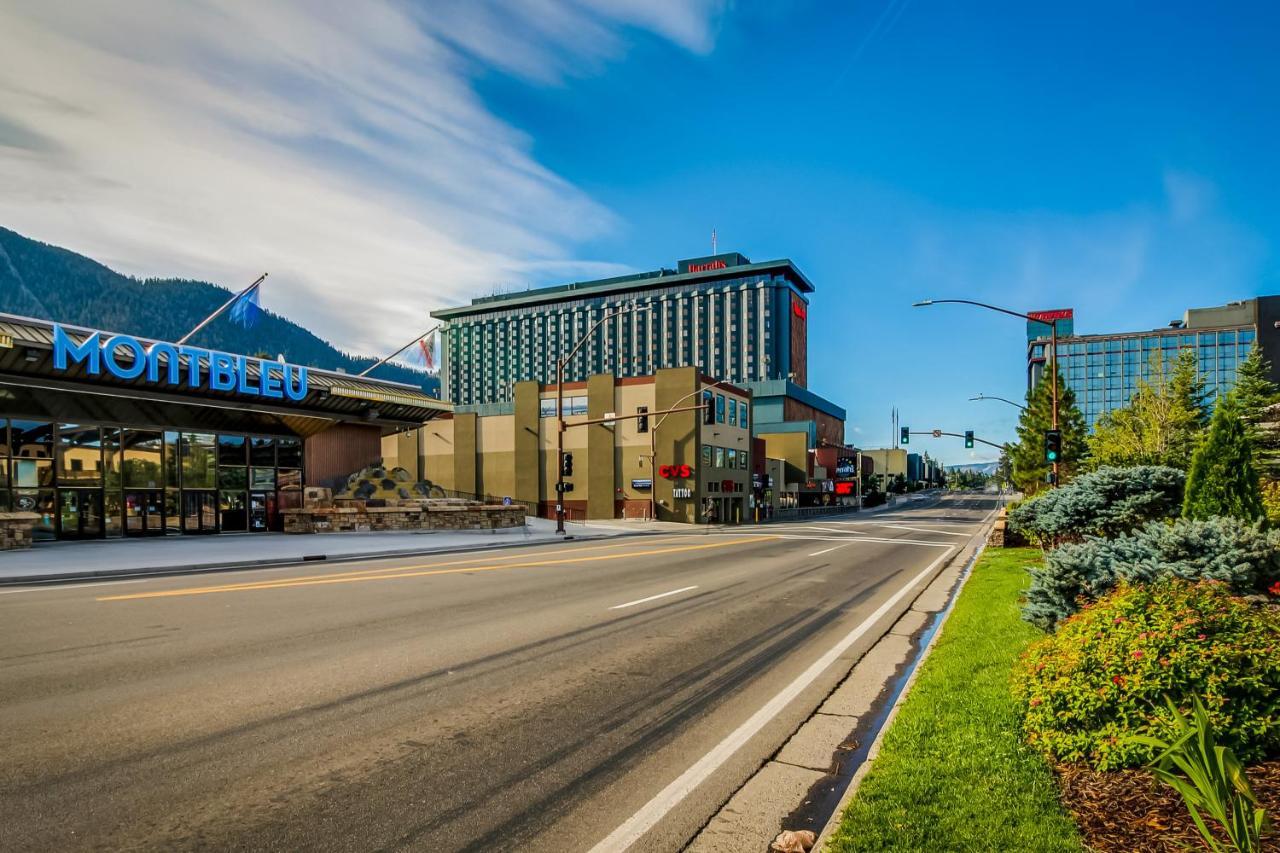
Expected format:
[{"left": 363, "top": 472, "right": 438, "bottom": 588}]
[{"left": 432, "top": 253, "right": 814, "bottom": 406}]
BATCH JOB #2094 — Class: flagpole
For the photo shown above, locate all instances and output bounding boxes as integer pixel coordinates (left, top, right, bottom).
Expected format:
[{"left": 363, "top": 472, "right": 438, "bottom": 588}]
[
  {"left": 176, "top": 273, "right": 267, "bottom": 346},
  {"left": 357, "top": 324, "right": 440, "bottom": 377}
]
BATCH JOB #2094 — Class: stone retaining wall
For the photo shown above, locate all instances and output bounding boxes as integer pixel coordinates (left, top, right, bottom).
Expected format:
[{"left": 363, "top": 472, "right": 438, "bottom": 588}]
[
  {"left": 0, "top": 513, "right": 40, "bottom": 550},
  {"left": 283, "top": 504, "right": 526, "bottom": 534}
]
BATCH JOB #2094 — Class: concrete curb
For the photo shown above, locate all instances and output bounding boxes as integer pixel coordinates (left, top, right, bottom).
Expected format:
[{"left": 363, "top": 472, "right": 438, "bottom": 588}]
[
  {"left": 813, "top": 526, "right": 994, "bottom": 849},
  {"left": 686, "top": 503, "right": 993, "bottom": 853},
  {"left": 0, "top": 528, "right": 665, "bottom": 587}
]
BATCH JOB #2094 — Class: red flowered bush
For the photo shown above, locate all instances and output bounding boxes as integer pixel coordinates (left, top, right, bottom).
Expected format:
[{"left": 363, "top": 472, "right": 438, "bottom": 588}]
[{"left": 1012, "top": 579, "right": 1280, "bottom": 770}]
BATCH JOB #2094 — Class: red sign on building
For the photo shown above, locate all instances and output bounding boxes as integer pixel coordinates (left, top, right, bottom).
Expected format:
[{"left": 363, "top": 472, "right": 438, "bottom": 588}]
[
  {"left": 659, "top": 464, "right": 693, "bottom": 479},
  {"left": 688, "top": 260, "right": 728, "bottom": 273},
  {"left": 1027, "top": 308, "right": 1074, "bottom": 322}
]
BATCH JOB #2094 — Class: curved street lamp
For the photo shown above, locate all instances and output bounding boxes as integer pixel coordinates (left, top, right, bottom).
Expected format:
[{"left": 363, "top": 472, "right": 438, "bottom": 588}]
[
  {"left": 969, "top": 393, "right": 1027, "bottom": 412},
  {"left": 915, "top": 298, "right": 1060, "bottom": 483}
]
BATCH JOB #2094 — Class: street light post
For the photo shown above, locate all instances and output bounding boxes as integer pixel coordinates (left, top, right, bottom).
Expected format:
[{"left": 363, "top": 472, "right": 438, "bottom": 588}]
[
  {"left": 915, "top": 299, "right": 1060, "bottom": 484},
  {"left": 969, "top": 393, "right": 1027, "bottom": 411},
  {"left": 555, "top": 304, "right": 649, "bottom": 534}
]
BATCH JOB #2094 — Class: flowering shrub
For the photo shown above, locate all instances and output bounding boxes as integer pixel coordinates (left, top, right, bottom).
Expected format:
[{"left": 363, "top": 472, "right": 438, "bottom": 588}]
[
  {"left": 1022, "top": 516, "right": 1280, "bottom": 630},
  {"left": 1013, "top": 580, "right": 1280, "bottom": 771},
  {"left": 1009, "top": 465, "right": 1185, "bottom": 548}
]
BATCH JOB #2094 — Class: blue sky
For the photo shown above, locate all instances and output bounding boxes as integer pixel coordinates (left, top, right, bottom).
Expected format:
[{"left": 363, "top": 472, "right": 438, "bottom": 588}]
[{"left": 1, "top": 2, "right": 1277, "bottom": 464}]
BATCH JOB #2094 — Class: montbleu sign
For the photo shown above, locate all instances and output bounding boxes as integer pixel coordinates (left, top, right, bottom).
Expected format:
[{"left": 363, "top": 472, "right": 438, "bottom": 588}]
[{"left": 52, "top": 324, "right": 309, "bottom": 401}]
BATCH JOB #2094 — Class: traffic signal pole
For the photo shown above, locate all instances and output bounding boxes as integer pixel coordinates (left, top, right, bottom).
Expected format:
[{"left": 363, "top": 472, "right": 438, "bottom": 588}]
[{"left": 910, "top": 430, "right": 1006, "bottom": 450}]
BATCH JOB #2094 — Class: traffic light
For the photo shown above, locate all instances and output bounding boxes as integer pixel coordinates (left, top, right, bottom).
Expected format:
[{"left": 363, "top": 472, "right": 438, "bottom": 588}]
[
  {"left": 562, "top": 452, "right": 574, "bottom": 477},
  {"left": 900, "top": 426, "right": 909, "bottom": 445},
  {"left": 1044, "top": 429, "right": 1062, "bottom": 464},
  {"left": 702, "top": 389, "right": 715, "bottom": 425},
  {"left": 964, "top": 430, "right": 974, "bottom": 449},
  {"left": 636, "top": 406, "right": 649, "bottom": 433}
]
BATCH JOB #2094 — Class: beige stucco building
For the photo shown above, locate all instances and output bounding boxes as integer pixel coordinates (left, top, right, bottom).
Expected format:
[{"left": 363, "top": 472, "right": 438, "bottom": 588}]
[{"left": 383, "top": 367, "right": 753, "bottom": 523}]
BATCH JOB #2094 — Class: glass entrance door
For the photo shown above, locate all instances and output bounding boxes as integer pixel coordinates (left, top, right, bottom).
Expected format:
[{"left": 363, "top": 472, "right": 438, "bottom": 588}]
[
  {"left": 248, "top": 491, "right": 277, "bottom": 532},
  {"left": 182, "top": 490, "right": 218, "bottom": 534},
  {"left": 124, "top": 490, "right": 165, "bottom": 536},
  {"left": 58, "top": 489, "right": 103, "bottom": 539}
]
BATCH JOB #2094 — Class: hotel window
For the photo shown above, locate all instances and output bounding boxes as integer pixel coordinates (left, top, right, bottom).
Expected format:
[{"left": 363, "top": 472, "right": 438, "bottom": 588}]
[
  {"left": 702, "top": 444, "right": 712, "bottom": 467},
  {"left": 716, "top": 394, "right": 726, "bottom": 424},
  {"left": 728, "top": 399, "right": 737, "bottom": 427},
  {"left": 715, "top": 447, "right": 725, "bottom": 468},
  {"left": 727, "top": 449, "right": 737, "bottom": 468},
  {"left": 740, "top": 404, "right": 749, "bottom": 431},
  {"left": 740, "top": 451, "right": 749, "bottom": 470}
]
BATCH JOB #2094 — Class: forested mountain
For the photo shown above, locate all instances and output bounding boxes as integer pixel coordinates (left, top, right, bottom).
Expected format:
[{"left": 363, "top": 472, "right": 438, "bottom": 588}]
[{"left": 0, "top": 226, "right": 438, "bottom": 393}]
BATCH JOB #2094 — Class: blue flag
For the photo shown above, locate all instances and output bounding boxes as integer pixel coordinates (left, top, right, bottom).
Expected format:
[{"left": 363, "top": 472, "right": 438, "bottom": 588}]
[{"left": 229, "top": 284, "right": 262, "bottom": 329}]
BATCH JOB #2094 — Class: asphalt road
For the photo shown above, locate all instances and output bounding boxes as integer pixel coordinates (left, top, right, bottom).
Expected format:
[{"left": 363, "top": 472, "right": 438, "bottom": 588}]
[{"left": 0, "top": 492, "right": 997, "bottom": 852}]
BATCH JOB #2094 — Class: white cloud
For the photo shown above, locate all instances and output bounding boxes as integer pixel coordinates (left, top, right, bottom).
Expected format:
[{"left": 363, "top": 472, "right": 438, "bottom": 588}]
[{"left": 0, "top": 1, "right": 723, "bottom": 356}]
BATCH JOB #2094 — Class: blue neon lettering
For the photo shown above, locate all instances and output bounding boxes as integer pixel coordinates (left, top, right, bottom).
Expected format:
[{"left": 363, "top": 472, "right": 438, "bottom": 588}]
[
  {"left": 50, "top": 324, "right": 311, "bottom": 401},
  {"left": 146, "top": 343, "right": 182, "bottom": 384},
  {"left": 235, "top": 356, "right": 255, "bottom": 394},
  {"left": 179, "top": 346, "right": 208, "bottom": 386},
  {"left": 209, "top": 353, "right": 236, "bottom": 391},
  {"left": 284, "top": 365, "right": 308, "bottom": 401},
  {"left": 261, "top": 362, "right": 284, "bottom": 399},
  {"left": 103, "top": 334, "right": 147, "bottom": 380},
  {"left": 52, "top": 325, "right": 101, "bottom": 374}
]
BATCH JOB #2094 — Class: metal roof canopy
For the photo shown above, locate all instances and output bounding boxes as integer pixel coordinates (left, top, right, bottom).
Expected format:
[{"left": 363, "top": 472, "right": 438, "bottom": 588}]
[{"left": 0, "top": 312, "right": 451, "bottom": 433}]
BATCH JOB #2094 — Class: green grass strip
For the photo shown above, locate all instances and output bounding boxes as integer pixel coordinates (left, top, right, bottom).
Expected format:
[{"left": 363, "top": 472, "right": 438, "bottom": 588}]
[{"left": 827, "top": 547, "right": 1084, "bottom": 852}]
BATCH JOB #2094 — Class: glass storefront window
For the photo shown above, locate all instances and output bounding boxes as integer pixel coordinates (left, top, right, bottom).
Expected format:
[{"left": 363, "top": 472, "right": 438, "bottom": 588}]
[
  {"left": 13, "top": 459, "right": 53, "bottom": 488},
  {"left": 57, "top": 425, "right": 103, "bottom": 485},
  {"left": 250, "top": 467, "right": 276, "bottom": 489},
  {"left": 102, "top": 428, "right": 121, "bottom": 489},
  {"left": 123, "top": 431, "right": 164, "bottom": 488},
  {"left": 218, "top": 467, "right": 248, "bottom": 490},
  {"left": 11, "top": 420, "right": 52, "bottom": 459},
  {"left": 181, "top": 433, "right": 217, "bottom": 489},
  {"left": 277, "top": 437, "right": 302, "bottom": 469},
  {"left": 164, "top": 432, "right": 180, "bottom": 488},
  {"left": 277, "top": 469, "right": 302, "bottom": 490},
  {"left": 249, "top": 437, "right": 275, "bottom": 467},
  {"left": 218, "top": 435, "right": 247, "bottom": 467},
  {"left": 220, "top": 490, "right": 247, "bottom": 532},
  {"left": 14, "top": 489, "right": 55, "bottom": 540}
]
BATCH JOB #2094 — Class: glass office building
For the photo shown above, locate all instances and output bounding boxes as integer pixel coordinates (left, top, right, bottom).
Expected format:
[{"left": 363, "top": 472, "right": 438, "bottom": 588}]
[
  {"left": 432, "top": 253, "right": 816, "bottom": 407},
  {"left": 1027, "top": 297, "right": 1280, "bottom": 430}
]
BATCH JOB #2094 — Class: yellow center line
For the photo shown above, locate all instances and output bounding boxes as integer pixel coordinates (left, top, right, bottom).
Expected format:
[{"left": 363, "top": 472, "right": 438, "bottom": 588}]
[
  {"left": 98, "top": 535, "right": 692, "bottom": 598},
  {"left": 98, "top": 536, "right": 779, "bottom": 602}
]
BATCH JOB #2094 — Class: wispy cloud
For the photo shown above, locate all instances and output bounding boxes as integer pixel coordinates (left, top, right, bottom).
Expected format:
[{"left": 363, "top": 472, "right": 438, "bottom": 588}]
[{"left": 0, "top": 1, "right": 723, "bottom": 355}]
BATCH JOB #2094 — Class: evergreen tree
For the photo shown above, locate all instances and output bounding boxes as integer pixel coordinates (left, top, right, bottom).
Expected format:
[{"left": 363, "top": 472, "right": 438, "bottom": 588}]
[
  {"left": 1088, "top": 350, "right": 1210, "bottom": 470},
  {"left": 1231, "top": 347, "right": 1280, "bottom": 478},
  {"left": 1011, "top": 366, "right": 1088, "bottom": 493},
  {"left": 1183, "top": 391, "right": 1265, "bottom": 522}
]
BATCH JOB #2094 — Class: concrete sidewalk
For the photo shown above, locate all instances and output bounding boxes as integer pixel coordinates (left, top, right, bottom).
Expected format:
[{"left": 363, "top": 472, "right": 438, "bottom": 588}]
[{"left": 0, "top": 516, "right": 644, "bottom": 585}]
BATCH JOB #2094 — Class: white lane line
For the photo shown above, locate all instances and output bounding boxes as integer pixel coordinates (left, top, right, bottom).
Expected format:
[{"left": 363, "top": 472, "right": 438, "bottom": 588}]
[
  {"left": 807, "top": 543, "right": 851, "bottom": 557},
  {"left": 609, "top": 585, "right": 699, "bottom": 611},
  {"left": 735, "top": 533, "right": 952, "bottom": 548},
  {"left": 864, "top": 523, "right": 973, "bottom": 537},
  {"left": 0, "top": 578, "right": 149, "bottom": 595},
  {"left": 588, "top": 545, "right": 958, "bottom": 852}
]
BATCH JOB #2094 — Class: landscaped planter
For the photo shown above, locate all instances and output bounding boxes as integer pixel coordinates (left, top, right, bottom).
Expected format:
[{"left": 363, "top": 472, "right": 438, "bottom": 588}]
[
  {"left": 282, "top": 501, "right": 526, "bottom": 533},
  {"left": 0, "top": 512, "right": 40, "bottom": 550}
]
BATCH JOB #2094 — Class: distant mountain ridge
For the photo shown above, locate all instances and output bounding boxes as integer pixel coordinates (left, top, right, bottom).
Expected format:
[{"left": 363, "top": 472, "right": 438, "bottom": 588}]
[
  {"left": 0, "top": 226, "right": 438, "bottom": 393},
  {"left": 946, "top": 461, "right": 1000, "bottom": 475}
]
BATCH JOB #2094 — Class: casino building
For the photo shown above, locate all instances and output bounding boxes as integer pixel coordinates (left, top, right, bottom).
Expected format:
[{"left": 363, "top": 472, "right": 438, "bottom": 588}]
[{"left": 0, "top": 313, "right": 450, "bottom": 541}]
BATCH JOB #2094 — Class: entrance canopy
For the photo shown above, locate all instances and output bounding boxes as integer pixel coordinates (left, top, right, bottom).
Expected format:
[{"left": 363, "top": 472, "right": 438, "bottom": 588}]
[{"left": 0, "top": 313, "right": 450, "bottom": 436}]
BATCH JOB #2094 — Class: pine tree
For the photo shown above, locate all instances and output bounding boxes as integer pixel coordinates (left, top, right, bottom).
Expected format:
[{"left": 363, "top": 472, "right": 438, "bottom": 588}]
[
  {"left": 1011, "top": 366, "right": 1088, "bottom": 493},
  {"left": 1183, "top": 391, "right": 1265, "bottom": 522},
  {"left": 1231, "top": 347, "right": 1280, "bottom": 477}
]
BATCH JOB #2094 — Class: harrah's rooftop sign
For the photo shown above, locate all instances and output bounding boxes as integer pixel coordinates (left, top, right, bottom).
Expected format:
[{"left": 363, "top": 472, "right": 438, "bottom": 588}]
[{"left": 52, "top": 324, "right": 309, "bottom": 401}]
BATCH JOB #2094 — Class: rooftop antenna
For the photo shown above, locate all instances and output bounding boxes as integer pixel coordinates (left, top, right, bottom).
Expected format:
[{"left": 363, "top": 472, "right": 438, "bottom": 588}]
[{"left": 711, "top": 227, "right": 717, "bottom": 255}]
